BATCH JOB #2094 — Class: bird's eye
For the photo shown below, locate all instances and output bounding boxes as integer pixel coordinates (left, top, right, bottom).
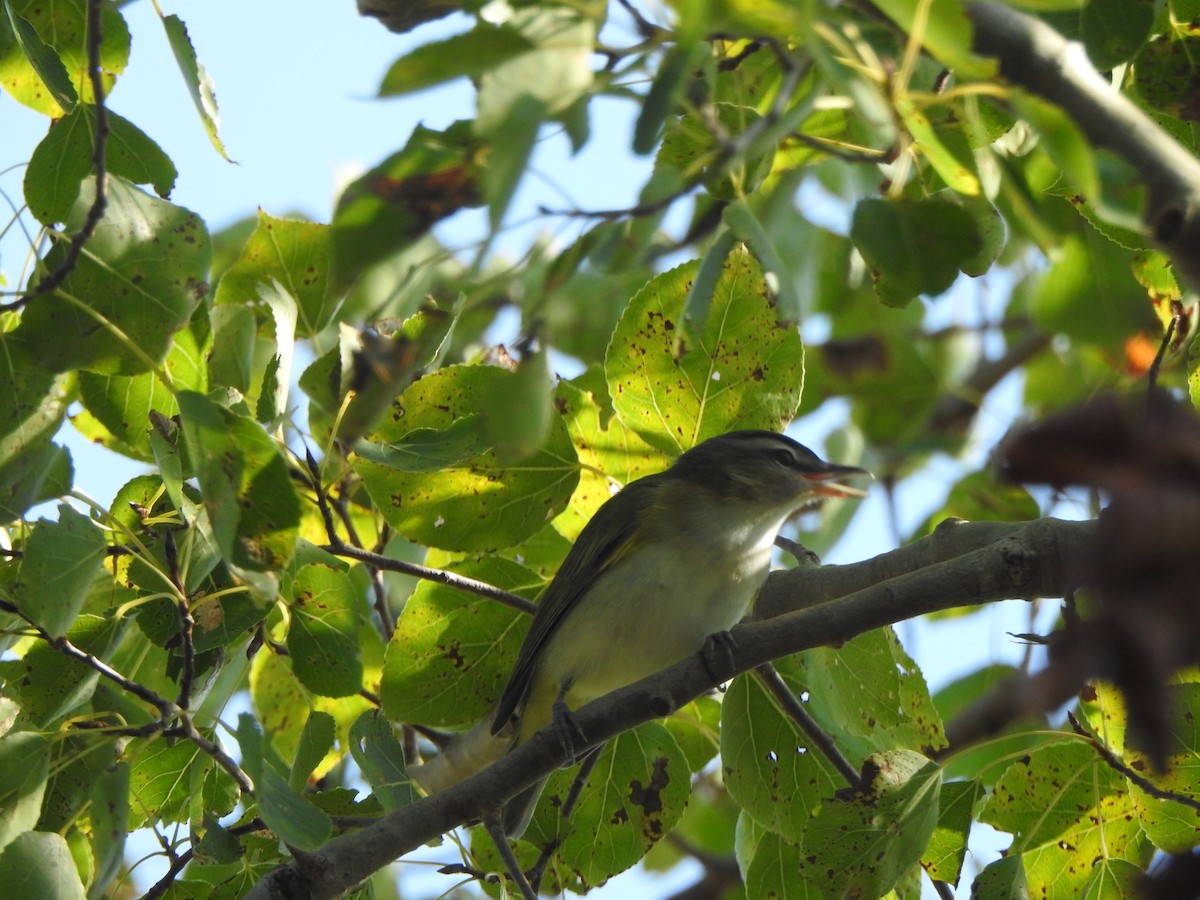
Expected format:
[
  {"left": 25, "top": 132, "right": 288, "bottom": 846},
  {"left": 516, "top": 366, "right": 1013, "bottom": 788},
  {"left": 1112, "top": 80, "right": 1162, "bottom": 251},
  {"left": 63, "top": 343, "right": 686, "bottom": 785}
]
[{"left": 772, "top": 448, "right": 795, "bottom": 467}]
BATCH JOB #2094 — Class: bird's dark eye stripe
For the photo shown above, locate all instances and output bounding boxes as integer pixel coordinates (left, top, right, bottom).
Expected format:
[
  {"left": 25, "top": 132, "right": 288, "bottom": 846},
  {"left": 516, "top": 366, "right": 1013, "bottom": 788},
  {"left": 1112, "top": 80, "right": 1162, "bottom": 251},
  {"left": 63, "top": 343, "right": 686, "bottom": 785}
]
[{"left": 772, "top": 448, "right": 795, "bottom": 466}]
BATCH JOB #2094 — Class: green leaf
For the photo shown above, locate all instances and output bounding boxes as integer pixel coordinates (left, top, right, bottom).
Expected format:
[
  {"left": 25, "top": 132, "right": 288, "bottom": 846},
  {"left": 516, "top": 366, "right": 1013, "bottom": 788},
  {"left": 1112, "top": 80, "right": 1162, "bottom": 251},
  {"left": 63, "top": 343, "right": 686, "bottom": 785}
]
[
  {"left": 607, "top": 243, "right": 805, "bottom": 453},
  {"left": 159, "top": 13, "right": 230, "bottom": 159},
  {"left": 0, "top": 330, "right": 72, "bottom": 521},
  {"left": 552, "top": 373, "right": 666, "bottom": 539},
  {"left": 0, "top": 732, "right": 49, "bottom": 854},
  {"left": 0, "top": 0, "right": 129, "bottom": 115},
  {"left": 237, "top": 714, "right": 332, "bottom": 851},
  {"left": 303, "top": 312, "right": 456, "bottom": 445},
  {"left": 381, "top": 557, "right": 541, "bottom": 726},
  {"left": 0, "top": 3, "right": 75, "bottom": 112},
  {"left": 290, "top": 711, "right": 336, "bottom": 792},
  {"left": 1133, "top": 35, "right": 1200, "bottom": 124},
  {"left": 0, "top": 831, "right": 86, "bottom": 899},
  {"left": 128, "top": 732, "right": 235, "bottom": 828},
  {"left": 922, "top": 778, "right": 982, "bottom": 885},
  {"left": 355, "top": 364, "right": 579, "bottom": 552},
  {"left": 1014, "top": 93, "right": 1100, "bottom": 201},
  {"left": 73, "top": 318, "right": 208, "bottom": 462},
  {"left": 353, "top": 416, "right": 492, "bottom": 473},
  {"left": 177, "top": 391, "right": 300, "bottom": 571},
  {"left": 16, "top": 176, "right": 210, "bottom": 376},
  {"left": 474, "top": 6, "right": 595, "bottom": 137},
  {"left": 723, "top": 200, "right": 804, "bottom": 323},
  {"left": 24, "top": 105, "right": 177, "bottom": 226},
  {"left": 14, "top": 504, "right": 105, "bottom": 638},
  {"left": 850, "top": 197, "right": 982, "bottom": 306},
  {"left": 287, "top": 564, "right": 365, "bottom": 699},
  {"left": 1127, "top": 683, "right": 1200, "bottom": 853},
  {"left": 802, "top": 751, "right": 941, "bottom": 898},
  {"left": 1080, "top": 0, "right": 1154, "bottom": 71},
  {"left": 0, "top": 613, "right": 126, "bottom": 728},
  {"left": 871, "top": 0, "right": 991, "bottom": 77},
  {"left": 980, "top": 740, "right": 1128, "bottom": 853},
  {"left": 484, "top": 93, "right": 542, "bottom": 230},
  {"left": 480, "top": 346, "right": 554, "bottom": 463},
  {"left": 348, "top": 711, "right": 420, "bottom": 813},
  {"left": 88, "top": 761, "right": 130, "bottom": 896},
  {"left": 207, "top": 304, "right": 257, "bottom": 393},
  {"left": 331, "top": 121, "right": 483, "bottom": 286},
  {"left": 633, "top": 42, "right": 700, "bottom": 155},
  {"left": 897, "top": 97, "right": 981, "bottom": 196},
  {"left": 214, "top": 210, "right": 336, "bottom": 339},
  {"left": 378, "top": 23, "right": 534, "bottom": 96},
  {"left": 743, "top": 829, "right": 821, "bottom": 899},
  {"left": 524, "top": 722, "right": 691, "bottom": 887},
  {"left": 679, "top": 226, "right": 738, "bottom": 346},
  {"left": 1029, "top": 233, "right": 1157, "bottom": 349},
  {"left": 720, "top": 671, "right": 843, "bottom": 842},
  {"left": 974, "top": 855, "right": 1030, "bottom": 898},
  {"left": 914, "top": 470, "right": 1039, "bottom": 539}
]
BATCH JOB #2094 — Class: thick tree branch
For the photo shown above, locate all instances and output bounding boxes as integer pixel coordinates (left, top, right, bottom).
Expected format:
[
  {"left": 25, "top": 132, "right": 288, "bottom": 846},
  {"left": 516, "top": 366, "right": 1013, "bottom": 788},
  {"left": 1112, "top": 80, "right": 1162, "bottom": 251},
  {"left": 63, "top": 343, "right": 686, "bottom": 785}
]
[
  {"left": 965, "top": 1, "right": 1200, "bottom": 291},
  {"left": 247, "top": 516, "right": 1091, "bottom": 899}
]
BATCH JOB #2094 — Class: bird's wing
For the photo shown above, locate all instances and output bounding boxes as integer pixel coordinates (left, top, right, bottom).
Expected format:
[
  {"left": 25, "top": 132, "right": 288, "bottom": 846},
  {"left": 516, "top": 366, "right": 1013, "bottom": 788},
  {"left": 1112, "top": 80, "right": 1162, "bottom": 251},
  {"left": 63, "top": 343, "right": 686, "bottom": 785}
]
[{"left": 490, "top": 474, "right": 665, "bottom": 734}]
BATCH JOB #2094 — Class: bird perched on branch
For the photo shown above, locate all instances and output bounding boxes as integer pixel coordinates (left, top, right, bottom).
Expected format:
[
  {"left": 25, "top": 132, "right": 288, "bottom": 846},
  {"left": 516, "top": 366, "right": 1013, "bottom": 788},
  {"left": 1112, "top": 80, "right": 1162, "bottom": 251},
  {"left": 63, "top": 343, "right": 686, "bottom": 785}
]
[{"left": 412, "top": 429, "right": 869, "bottom": 838}]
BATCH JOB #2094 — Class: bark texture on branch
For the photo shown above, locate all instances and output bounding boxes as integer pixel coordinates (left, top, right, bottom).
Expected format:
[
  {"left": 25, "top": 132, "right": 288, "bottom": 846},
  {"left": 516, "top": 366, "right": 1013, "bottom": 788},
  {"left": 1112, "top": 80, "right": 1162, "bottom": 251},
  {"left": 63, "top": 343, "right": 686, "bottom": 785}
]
[{"left": 965, "top": 1, "right": 1200, "bottom": 291}]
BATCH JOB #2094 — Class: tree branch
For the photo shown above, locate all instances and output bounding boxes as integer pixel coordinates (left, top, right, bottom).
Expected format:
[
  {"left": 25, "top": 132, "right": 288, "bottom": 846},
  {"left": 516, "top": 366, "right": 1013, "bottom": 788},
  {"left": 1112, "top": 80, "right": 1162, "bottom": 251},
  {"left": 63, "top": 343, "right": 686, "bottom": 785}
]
[
  {"left": 247, "top": 516, "right": 1091, "bottom": 899},
  {"left": 965, "top": 1, "right": 1200, "bottom": 292}
]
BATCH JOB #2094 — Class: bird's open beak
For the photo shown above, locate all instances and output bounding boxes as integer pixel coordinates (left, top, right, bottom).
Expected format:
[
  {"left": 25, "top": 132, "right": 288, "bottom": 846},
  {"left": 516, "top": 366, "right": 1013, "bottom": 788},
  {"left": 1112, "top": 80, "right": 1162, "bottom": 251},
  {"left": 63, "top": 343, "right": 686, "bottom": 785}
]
[{"left": 806, "top": 464, "right": 871, "bottom": 499}]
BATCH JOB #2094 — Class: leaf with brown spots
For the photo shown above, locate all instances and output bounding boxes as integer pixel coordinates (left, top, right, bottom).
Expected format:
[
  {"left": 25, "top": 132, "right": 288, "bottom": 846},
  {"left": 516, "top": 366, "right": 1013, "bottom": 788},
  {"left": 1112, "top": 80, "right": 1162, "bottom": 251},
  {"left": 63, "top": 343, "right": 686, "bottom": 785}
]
[
  {"left": 606, "top": 243, "right": 804, "bottom": 454},
  {"left": 523, "top": 722, "right": 691, "bottom": 886}
]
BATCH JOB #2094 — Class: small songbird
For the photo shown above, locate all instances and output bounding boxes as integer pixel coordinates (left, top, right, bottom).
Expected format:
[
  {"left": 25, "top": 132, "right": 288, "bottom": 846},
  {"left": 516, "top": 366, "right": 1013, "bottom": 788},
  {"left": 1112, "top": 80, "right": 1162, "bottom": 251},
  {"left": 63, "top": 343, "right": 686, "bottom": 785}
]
[{"left": 412, "top": 430, "right": 869, "bottom": 837}]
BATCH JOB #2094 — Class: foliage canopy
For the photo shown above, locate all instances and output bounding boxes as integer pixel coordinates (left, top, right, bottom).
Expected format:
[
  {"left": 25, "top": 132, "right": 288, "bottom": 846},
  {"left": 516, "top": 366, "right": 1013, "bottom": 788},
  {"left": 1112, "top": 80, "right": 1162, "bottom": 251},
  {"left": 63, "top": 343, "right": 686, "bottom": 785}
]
[{"left": 2, "top": 0, "right": 1200, "bottom": 897}]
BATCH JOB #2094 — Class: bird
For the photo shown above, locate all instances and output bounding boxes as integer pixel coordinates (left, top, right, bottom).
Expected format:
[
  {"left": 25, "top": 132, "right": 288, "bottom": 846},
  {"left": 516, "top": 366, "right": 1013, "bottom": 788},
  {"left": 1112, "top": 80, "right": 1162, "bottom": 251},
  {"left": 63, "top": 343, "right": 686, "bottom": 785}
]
[{"left": 413, "top": 429, "right": 869, "bottom": 838}]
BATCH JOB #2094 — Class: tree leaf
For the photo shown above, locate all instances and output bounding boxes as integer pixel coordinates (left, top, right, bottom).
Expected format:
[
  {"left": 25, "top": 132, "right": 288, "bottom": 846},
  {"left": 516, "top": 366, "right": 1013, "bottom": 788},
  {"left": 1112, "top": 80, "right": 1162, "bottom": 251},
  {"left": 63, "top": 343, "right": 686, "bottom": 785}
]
[
  {"left": 287, "top": 564, "right": 365, "bottom": 698},
  {"left": 0, "top": 4, "right": 75, "bottom": 112},
  {"left": 0, "top": 733, "right": 49, "bottom": 854},
  {"left": 922, "top": 778, "right": 982, "bottom": 885},
  {"left": 381, "top": 557, "right": 541, "bottom": 726},
  {"left": 378, "top": 23, "right": 534, "bottom": 96},
  {"left": 0, "top": 831, "right": 86, "bottom": 899},
  {"left": 236, "top": 714, "right": 332, "bottom": 851},
  {"left": 331, "top": 121, "right": 483, "bottom": 286},
  {"left": 0, "top": 0, "right": 129, "bottom": 115},
  {"left": 355, "top": 364, "right": 579, "bottom": 552},
  {"left": 348, "top": 710, "right": 419, "bottom": 813},
  {"left": 159, "top": 13, "right": 229, "bottom": 160},
  {"left": 14, "top": 504, "right": 105, "bottom": 638},
  {"left": 851, "top": 197, "right": 983, "bottom": 306},
  {"left": 606, "top": 243, "right": 805, "bottom": 453},
  {"left": 523, "top": 722, "right": 691, "bottom": 888},
  {"left": 24, "top": 105, "right": 177, "bottom": 226},
  {"left": 16, "top": 176, "right": 210, "bottom": 376},
  {"left": 0, "top": 613, "right": 126, "bottom": 728},
  {"left": 802, "top": 751, "right": 942, "bottom": 898},
  {"left": 73, "top": 317, "right": 208, "bottom": 462},
  {"left": 214, "top": 211, "right": 336, "bottom": 339},
  {"left": 177, "top": 391, "right": 300, "bottom": 572}
]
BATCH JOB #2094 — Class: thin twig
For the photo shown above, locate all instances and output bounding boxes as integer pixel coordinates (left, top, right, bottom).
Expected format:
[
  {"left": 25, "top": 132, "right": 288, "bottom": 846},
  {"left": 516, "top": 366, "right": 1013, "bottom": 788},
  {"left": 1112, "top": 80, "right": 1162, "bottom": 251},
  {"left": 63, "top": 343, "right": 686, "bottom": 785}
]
[
  {"left": 754, "top": 663, "right": 859, "bottom": 785},
  {"left": 141, "top": 818, "right": 266, "bottom": 900},
  {"left": 6, "top": 0, "right": 110, "bottom": 312},
  {"left": 482, "top": 811, "right": 537, "bottom": 900},
  {"left": 164, "top": 529, "right": 195, "bottom": 711},
  {"left": 1147, "top": 308, "right": 1181, "bottom": 393},
  {"left": 1067, "top": 712, "right": 1200, "bottom": 814},
  {"left": 168, "top": 719, "right": 255, "bottom": 795},
  {"left": 321, "top": 543, "right": 537, "bottom": 615}
]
